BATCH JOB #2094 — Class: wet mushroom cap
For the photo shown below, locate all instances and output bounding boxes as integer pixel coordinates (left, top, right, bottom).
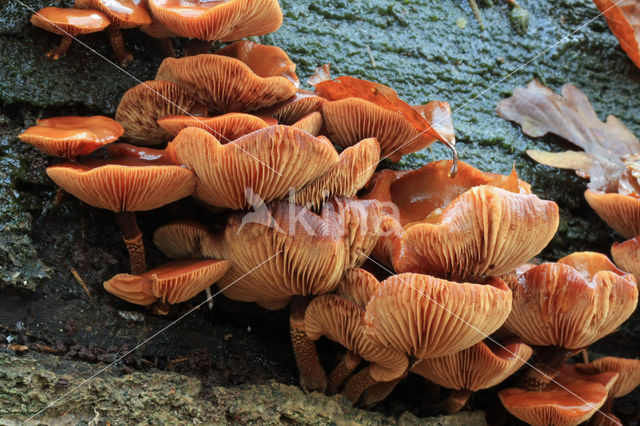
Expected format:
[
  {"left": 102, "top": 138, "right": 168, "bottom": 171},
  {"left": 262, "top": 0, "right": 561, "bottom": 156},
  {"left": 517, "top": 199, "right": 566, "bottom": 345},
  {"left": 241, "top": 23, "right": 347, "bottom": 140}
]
[
  {"left": 147, "top": 0, "right": 283, "bottom": 41},
  {"left": 305, "top": 294, "right": 408, "bottom": 382},
  {"left": 504, "top": 253, "right": 638, "bottom": 349},
  {"left": 576, "top": 356, "right": 640, "bottom": 398},
  {"left": 165, "top": 125, "right": 339, "bottom": 209},
  {"left": 155, "top": 45, "right": 297, "bottom": 112},
  {"left": 411, "top": 340, "right": 533, "bottom": 391},
  {"left": 46, "top": 144, "right": 196, "bottom": 212},
  {"left": 115, "top": 80, "right": 207, "bottom": 146},
  {"left": 585, "top": 189, "right": 640, "bottom": 239},
  {"left": 104, "top": 259, "right": 231, "bottom": 305},
  {"left": 499, "top": 365, "right": 619, "bottom": 426},
  {"left": 19, "top": 116, "right": 123, "bottom": 159},
  {"left": 157, "top": 113, "right": 273, "bottom": 140},
  {"left": 31, "top": 7, "right": 111, "bottom": 36},
  {"left": 74, "top": 0, "right": 152, "bottom": 28},
  {"left": 363, "top": 273, "right": 512, "bottom": 359}
]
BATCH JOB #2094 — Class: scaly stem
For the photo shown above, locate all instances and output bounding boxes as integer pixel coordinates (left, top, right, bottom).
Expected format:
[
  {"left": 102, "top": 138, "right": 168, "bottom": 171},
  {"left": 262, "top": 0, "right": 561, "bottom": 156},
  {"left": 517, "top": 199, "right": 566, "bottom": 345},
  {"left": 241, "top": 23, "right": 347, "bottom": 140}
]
[
  {"left": 360, "top": 373, "right": 406, "bottom": 408},
  {"left": 436, "top": 389, "right": 472, "bottom": 414},
  {"left": 327, "top": 351, "right": 361, "bottom": 395},
  {"left": 343, "top": 366, "right": 377, "bottom": 405},
  {"left": 290, "top": 296, "right": 327, "bottom": 392},
  {"left": 109, "top": 26, "right": 133, "bottom": 66},
  {"left": 115, "top": 211, "right": 146, "bottom": 275},
  {"left": 47, "top": 35, "right": 73, "bottom": 60}
]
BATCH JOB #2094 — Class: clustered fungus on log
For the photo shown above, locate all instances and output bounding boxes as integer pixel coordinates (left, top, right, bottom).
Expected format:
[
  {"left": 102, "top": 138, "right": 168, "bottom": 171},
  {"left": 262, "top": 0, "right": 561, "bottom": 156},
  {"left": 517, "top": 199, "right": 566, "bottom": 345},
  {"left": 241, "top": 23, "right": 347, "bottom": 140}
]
[{"left": 19, "top": 1, "right": 640, "bottom": 423}]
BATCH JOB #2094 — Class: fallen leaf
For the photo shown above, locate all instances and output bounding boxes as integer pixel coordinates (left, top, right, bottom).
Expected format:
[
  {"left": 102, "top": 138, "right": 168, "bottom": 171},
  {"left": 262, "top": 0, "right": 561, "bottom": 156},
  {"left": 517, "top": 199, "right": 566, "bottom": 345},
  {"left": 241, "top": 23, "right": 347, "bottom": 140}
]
[
  {"left": 307, "top": 63, "right": 331, "bottom": 86},
  {"left": 593, "top": 0, "right": 640, "bottom": 68},
  {"left": 497, "top": 79, "right": 640, "bottom": 191}
]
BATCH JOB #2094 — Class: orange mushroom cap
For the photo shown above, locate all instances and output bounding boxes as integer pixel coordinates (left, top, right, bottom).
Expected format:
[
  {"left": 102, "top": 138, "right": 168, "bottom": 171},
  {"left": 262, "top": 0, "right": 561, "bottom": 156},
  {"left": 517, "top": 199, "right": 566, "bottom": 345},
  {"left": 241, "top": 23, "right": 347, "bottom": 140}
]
[
  {"left": 504, "top": 252, "right": 638, "bottom": 349},
  {"left": 104, "top": 259, "right": 230, "bottom": 305},
  {"left": 611, "top": 235, "right": 640, "bottom": 281},
  {"left": 592, "top": 0, "right": 640, "bottom": 68},
  {"left": 165, "top": 125, "right": 339, "bottom": 209},
  {"left": 157, "top": 113, "right": 273, "bottom": 141},
  {"left": 363, "top": 273, "right": 512, "bottom": 359},
  {"left": 216, "top": 41, "right": 298, "bottom": 87},
  {"left": 259, "top": 90, "right": 326, "bottom": 125},
  {"left": 576, "top": 356, "right": 640, "bottom": 398},
  {"left": 292, "top": 138, "right": 380, "bottom": 209},
  {"left": 585, "top": 189, "right": 640, "bottom": 239},
  {"left": 31, "top": 7, "right": 111, "bottom": 37},
  {"left": 19, "top": 115, "right": 123, "bottom": 159},
  {"left": 305, "top": 294, "right": 408, "bottom": 382},
  {"left": 147, "top": 0, "right": 283, "bottom": 41},
  {"left": 290, "top": 111, "right": 323, "bottom": 136},
  {"left": 336, "top": 268, "right": 380, "bottom": 310},
  {"left": 411, "top": 339, "right": 532, "bottom": 392},
  {"left": 152, "top": 220, "right": 212, "bottom": 260},
  {"left": 46, "top": 143, "right": 196, "bottom": 212},
  {"left": 315, "top": 76, "right": 454, "bottom": 162},
  {"left": 196, "top": 197, "right": 382, "bottom": 308},
  {"left": 499, "top": 364, "right": 619, "bottom": 426},
  {"left": 74, "top": 0, "right": 152, "bottom": 28},
  {"left": 155, "top": 43, "right": 298, "bottom": 113},
  {"left": 115, "top": 80, "right": 207, "bottom": 146}
]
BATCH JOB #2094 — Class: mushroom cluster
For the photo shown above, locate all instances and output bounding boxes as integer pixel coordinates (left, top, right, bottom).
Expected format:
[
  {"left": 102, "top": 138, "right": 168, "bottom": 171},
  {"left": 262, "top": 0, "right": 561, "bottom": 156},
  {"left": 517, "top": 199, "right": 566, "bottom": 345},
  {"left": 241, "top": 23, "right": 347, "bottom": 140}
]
[
  {"left": 30, "top": 0, "right": 283, "bottom": 65},
  {"left": 19, "top": 2, "right": 640, "bottom": 423}
]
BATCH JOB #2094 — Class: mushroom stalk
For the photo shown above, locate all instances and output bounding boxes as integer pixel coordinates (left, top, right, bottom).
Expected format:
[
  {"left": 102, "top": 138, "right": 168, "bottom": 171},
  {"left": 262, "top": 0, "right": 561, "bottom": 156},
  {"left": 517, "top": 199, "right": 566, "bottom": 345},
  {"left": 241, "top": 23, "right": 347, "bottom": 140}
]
[
  {"left": 108, "top": 26, "right": 133, "bottom": 66},
  {"left": 343, "top": 365, "right": 377, "bottom": 404},
  {"left": 158, "top": 37, "right": 176, "bottom": 57},
  {"left": 48, "top": 35, "right": 73, "bottom": 60},
  {"left": 521, "top": 346, "right": 576, "bottom": 391},
  {"left": 185, "top": 39, "right": 212, "bottom": 56},
  {"left": 290, "top": 295, "right": 327, "bottom": 393},
  {"left": 115, "top": 211, "right": 146, "bottom": 275},
  {"left": 436, "top": 389, "right": 472, "bottom": 414},
  {"left": 327, "top": 351, "right": 361, "bottom": 395},
  {"left": 360, "top": 374, "right": 406, "bottom": 408}
]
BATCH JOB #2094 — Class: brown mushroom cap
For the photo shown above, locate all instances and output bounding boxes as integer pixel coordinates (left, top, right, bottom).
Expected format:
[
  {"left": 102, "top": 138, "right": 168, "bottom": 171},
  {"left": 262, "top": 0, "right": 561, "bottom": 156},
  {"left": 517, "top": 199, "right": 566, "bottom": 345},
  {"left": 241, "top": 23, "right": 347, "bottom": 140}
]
[
  {"left": 18, "top": 115, "right": 123, "bottom": 159},
  {"left": 411, "top": 340, "right": 533, "bottom": 391},
  {"left": 165, "top": 125, "right": 339, "bottom": 209},
  {"left": 115, "top": 80, "right": 207, "bottom": 146},
  {"left": 504, "top": 252, "right": 638, "bottom": 349},
  {"left": 305, "top": 294, "right": 408, "bottom": 382},
  {"left": 74, "top": 0, "right": 152, "bottom": 28},
  {"left": 147, "top": 0, "right": 283, "bottom": 41},
  {"left": 155, "top": 44, "right": 298, "bottom": 112},
  {"left": 499, "top": 364, "right": 619, "bottom": 426},
  {"left": 31, "top": 7, "right": 111, "bottom": 36},
  {"left": 576, "top": 356, "right": 640, "bottom": 398},
  {"left": 157, "top": 113, "right": 273, "bottom": 140},
  {"left": 363, "top": 274, "right": 512, "bottom": 359},
  {"left": 585, "top": 189, "right": 640, "bottom": 239},
  {"left": 337, "top": 268, "right": 381, "bottom": 310},
  {"left": 315, "top": 76, "right": 455, "bottom": 162},
  {"left": 46, "top": 143, "right": 196, "bottom": 212},
  {"left": 260, "top": 90, "right": 326, "bottom": 125},
  {"left": 152, "top": 220, "right": 212, "bottom": 260},
  {"left": 292, "top": 138, "right": 380, "bottom": 208},
  {"left": 612, "top": 236, "right": 640, "bottom": 281},
  {"left": 104, "top": 259, "right": 230, "bottom": 305},
  {"left": 205, "top": 197, "right": 381, "bottom": 307}
]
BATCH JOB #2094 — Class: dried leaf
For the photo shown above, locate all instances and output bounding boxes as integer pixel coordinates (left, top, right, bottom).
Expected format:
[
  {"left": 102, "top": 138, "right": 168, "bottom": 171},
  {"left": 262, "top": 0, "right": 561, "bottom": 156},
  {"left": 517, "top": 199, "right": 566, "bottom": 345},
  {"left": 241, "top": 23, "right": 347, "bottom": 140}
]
[
  {"left": 593, "top": 0, "right": 640, "bottom": 68},
  {"left": 308, "top": 63, "right": 331, "bottom": 86},
  {"left": 497, "top": 80, "right": 640, "bottom": 191}
]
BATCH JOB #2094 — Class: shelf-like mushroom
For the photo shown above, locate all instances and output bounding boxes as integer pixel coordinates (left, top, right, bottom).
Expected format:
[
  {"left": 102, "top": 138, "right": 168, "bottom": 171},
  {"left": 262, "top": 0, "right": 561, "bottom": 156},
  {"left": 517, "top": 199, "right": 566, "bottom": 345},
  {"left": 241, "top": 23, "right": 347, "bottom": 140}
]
[
  {"left": 47, "top": 143, "right": 196, "bottom": 274},
  {"left": 30, "top": 7, "right": 111, "bottom": 60},
  {"left": 19, "top": 116, "right": 123, "bottom": 160}
]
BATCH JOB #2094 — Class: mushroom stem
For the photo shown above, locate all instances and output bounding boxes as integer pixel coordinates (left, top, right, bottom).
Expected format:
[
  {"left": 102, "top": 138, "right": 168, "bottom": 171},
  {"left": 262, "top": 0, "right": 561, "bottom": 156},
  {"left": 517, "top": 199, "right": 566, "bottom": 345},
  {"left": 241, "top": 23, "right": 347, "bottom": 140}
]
[
  {"left": 521, "top": 346, "right": 576, "bottom": 391},
  {"left": 343, "top": 365, "right": 378, "bottom": 404},
  {"left": 47, "top": 35, "right": 73, "bottom": 60},
  {"left": 158, "top": 37, "right": 176, "bottom": 58},
  {"left": 290, "top": 295, "right": 327, "bottom": 393},
  {"left": 108, "top": 26, "right": 133, "bottom": 66},
  {"left": 115, "top": 211, "right": 146, "bottom": 275},
  {"left": 436, "top": 389, "right": 472, "bottom": 414},
  {"left": 327, "top": 351, "right": 361, "bottom": 395},
  {"left": 185, "top": 39, "right": 212, "bottom": 56},
  {"left": 360, "top": 374, "right": 406, "bottom": 408}
]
